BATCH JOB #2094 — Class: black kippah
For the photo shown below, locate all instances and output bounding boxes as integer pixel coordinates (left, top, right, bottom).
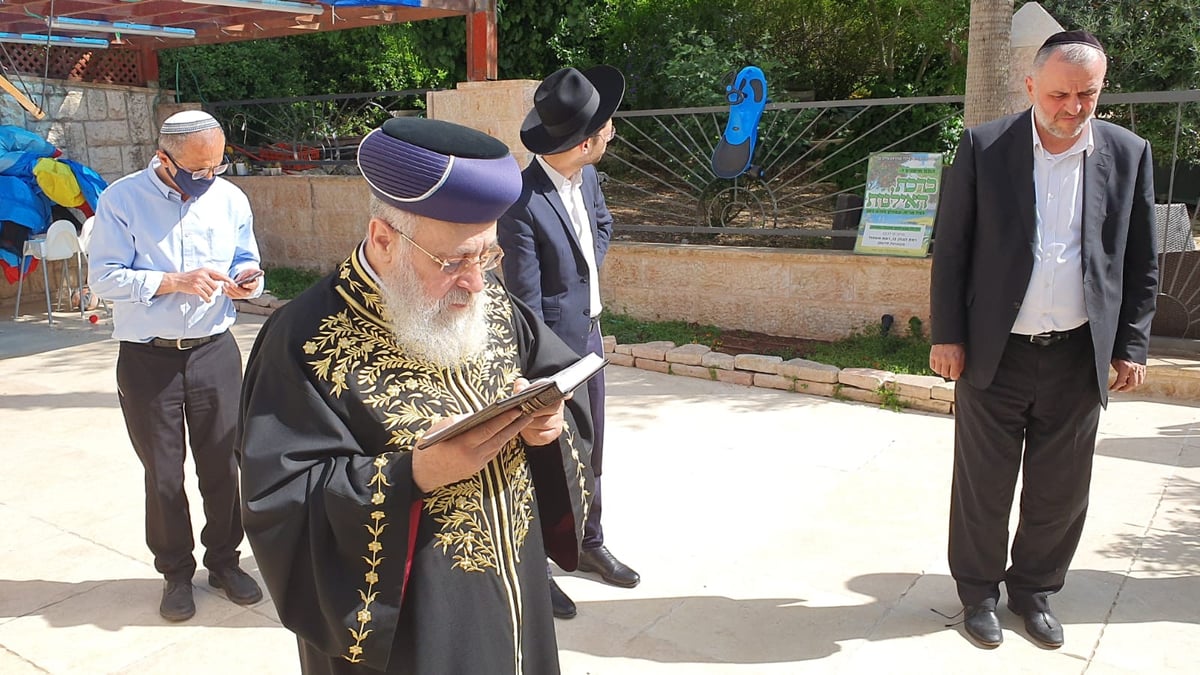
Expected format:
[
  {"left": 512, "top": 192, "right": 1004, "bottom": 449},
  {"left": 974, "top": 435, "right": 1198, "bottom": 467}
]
[
  {"left": 379, "top": 117, "right": 509, "bottom": 160},
  {"left": 1039, "top": 30, "right": 1105, "bottom": 55}
]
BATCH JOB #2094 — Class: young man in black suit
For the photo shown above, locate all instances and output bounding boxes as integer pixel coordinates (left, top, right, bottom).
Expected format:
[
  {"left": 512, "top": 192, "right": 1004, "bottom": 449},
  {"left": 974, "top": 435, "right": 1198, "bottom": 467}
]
[
  {"left": 499, "top": 65, "right": 640, "bottom": 619},
  {"left": 930, "top": 30, "right": 1158, "bottom": 650}
]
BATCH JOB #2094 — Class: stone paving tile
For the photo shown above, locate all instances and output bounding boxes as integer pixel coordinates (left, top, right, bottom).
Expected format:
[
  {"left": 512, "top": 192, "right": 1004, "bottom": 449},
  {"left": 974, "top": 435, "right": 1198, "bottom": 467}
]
[
  {"left": 0, "top": 646, "right": 45, "bottom": 674},
  {"left": 1, "top": 311, "right": 1198, "bottom": 674},
  {"left": 119, "top": 608, "right": 293, "bottom": 674}
]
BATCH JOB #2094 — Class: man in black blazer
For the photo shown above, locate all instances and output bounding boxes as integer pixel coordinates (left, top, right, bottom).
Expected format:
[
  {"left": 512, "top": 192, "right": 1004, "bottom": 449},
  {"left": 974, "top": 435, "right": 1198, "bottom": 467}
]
[
  {"left": 499, "top": 65, "right": 640, "bottom": 619},
  {"left": 930, "top": 30, "right": 1158, "bottom": 650}
]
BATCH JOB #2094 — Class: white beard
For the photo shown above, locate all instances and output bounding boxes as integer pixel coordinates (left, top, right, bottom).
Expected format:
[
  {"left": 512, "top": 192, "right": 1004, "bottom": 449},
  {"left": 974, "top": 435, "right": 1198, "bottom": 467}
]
[{"left": 378, "top": 260, "right": 489, "bottom": 368}]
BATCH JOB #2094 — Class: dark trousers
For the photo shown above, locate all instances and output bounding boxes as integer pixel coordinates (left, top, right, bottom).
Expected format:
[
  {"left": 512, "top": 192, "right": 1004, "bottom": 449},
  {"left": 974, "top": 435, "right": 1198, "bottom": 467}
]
[
  {"left": 949, "top": 330, "right": 1101, "bottom": 609},
  {"left": 116, "top": 332, "right": 245, "bottom": 582},
  {"left": 583, "top": 322, "right": 606, "bottom": 550}
]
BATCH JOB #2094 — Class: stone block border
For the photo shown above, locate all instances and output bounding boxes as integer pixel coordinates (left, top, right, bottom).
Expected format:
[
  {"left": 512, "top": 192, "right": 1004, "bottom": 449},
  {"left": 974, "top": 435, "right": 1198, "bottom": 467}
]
[
  {"left": 239, "top": 297, "right": 1200, "bottom": 406},
  {"left": 611, "top": 338, "right": 955, "bottom": 415},
  {"left": 238, "top": 296, "right": 955, "bottom": 414}
]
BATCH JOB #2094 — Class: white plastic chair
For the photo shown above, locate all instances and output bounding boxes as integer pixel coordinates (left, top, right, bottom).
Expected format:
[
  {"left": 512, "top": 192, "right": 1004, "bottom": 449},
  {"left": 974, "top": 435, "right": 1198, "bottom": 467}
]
[{"left": 14, "top": 219, "right": 84, "bottom": 326}]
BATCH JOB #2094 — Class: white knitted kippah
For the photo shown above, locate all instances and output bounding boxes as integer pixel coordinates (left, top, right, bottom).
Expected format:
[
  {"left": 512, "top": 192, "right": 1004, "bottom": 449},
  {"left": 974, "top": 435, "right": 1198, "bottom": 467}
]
[{"left": 160, "top": 110, "right": 221, "bottom": 135}]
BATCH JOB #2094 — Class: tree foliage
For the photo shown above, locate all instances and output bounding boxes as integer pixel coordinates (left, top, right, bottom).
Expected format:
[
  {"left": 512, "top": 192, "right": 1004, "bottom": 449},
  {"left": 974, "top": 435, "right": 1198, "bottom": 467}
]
[{"left": 1020, "top": 0, "right": 1200, "bottom": 164}]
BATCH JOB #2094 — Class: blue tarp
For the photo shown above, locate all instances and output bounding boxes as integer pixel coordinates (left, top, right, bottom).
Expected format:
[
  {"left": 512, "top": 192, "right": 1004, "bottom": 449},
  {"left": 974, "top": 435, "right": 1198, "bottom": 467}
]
[
  {"left": 0, "top": 175, "right": 50, "bottom": 232},
  {"left": 0, "top": 125, "right": 109, "bottom": 283},
  {"left": 0, "top": 126, "right": 56, "bottom": 175}
]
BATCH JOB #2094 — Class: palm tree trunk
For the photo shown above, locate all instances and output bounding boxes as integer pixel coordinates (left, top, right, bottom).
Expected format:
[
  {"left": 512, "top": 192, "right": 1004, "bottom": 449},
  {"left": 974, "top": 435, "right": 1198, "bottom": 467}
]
[{"left": 963, "top": 0, "right": 1014, "bottom": 127}]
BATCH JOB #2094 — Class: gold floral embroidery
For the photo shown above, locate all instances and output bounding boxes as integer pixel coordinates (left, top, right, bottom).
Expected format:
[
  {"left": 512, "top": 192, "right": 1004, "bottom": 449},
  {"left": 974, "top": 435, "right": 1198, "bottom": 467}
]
[
  {"left": 560, "top": 426, "right": 590, "bottom": 529},
  {"left": 304, "top": 254, "right": 539, "bottom": 666},
  {"left": 343, "top": 454, "right": 390, "bottom": 663}
]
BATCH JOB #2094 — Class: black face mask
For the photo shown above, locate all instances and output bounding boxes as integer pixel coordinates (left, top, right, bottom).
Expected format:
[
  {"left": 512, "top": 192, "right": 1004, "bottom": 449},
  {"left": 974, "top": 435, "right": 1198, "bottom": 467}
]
[
  {"left": 171, "top": 168, "right": 217, "bottom": 198},
  {"left": 161, "top": 149, "right": 220, "bottom": 198}
]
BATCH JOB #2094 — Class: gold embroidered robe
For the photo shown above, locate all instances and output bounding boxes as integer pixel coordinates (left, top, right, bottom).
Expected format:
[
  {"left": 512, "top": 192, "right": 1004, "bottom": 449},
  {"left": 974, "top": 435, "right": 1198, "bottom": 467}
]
[{"left": 238, "top": 252, "right": 593, "bottom": 674}]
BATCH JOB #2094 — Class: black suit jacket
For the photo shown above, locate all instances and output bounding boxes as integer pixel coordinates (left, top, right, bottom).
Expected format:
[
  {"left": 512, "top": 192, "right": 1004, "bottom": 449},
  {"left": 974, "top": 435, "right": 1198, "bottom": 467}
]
[
  {"left": 931, "top": 109, "right": 1159, "bottom": 406},
  {"left": 498, "top": 161, "right": 613, "bottom": 356}
]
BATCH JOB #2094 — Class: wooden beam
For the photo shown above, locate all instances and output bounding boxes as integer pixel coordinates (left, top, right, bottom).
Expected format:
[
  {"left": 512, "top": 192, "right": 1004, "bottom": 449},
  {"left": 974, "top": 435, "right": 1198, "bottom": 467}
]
[
  {"left": 0, "top": 74, "right": 46, "bottom": 120},
  {"left": 138, "top": 47, "right": 160, "bottom": 87},
  {"left": 465, "top": 0, "right": 497, "bottom": 82}
]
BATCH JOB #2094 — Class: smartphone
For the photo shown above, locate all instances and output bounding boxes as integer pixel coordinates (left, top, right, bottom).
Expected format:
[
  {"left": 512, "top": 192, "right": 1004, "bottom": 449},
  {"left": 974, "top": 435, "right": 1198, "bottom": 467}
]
[{"left": 238, "top": 270, "right": 264, "bottom": 288}]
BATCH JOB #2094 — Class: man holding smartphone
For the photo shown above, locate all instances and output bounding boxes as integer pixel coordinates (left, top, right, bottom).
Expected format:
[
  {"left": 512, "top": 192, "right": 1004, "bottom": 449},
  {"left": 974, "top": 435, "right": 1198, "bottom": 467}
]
[{"left": 88, "top": 110, "right": 264, "bottom": 622}]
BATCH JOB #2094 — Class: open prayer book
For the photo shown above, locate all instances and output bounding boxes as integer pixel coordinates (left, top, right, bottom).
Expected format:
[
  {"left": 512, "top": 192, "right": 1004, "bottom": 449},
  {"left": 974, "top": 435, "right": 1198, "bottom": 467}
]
[{"left": 415, "top": 352, "right": 607, "bottom": 449}]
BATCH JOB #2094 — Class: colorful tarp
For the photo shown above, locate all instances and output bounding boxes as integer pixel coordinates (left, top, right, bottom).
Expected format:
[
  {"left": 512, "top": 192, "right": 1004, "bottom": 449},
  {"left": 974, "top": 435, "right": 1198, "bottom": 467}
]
[{"left": 0, "top": 125, "right": 108, "bottom": 284}]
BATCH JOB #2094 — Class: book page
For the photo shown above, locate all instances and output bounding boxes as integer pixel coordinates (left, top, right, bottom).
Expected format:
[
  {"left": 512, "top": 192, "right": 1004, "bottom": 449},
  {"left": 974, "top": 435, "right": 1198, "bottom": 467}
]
[{"left": 414, "top": 353, "right": 607, "bottom": 449}]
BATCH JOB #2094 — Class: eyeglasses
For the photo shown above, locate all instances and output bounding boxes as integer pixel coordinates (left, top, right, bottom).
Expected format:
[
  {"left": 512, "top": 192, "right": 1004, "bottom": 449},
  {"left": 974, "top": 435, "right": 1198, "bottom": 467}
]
[
  {"left": 593, "top": 123, "right": 616, "bottom": 142},
  {"left": 393, "top": 228, "right": 504, "bottom": 275},
  {"left": 161, "top": 149, "right": 230, "bottom": 180}
]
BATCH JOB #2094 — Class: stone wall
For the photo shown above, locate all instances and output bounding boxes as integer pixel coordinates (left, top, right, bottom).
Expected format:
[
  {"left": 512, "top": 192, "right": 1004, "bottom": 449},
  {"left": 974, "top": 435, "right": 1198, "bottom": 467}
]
[
  {"left": 2, "top": 79, "right": 191, "bottom": 304},
  {"left": 228, "top": 175, "right": 369, "bottom": 273},
  {"left": 185, "top": 168, "right": 935, "bottom": 340},
  {"left": 0, "top": 77, "right": 188, "bottom": 184},
  {"left": 44, "top": 169, "right": 929, "bottom": 341},
  {"left": 602, "top": 243, "right": 932, "bottom": 341},
  {"left": 427, "top": 80, "right": 540, "bottom": 167}
]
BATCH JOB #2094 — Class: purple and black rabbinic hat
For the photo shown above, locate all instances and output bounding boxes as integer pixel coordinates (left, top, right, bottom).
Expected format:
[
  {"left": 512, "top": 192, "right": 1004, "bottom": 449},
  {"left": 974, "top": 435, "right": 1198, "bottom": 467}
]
[{"left": 357, "top": 117, "right": 522, "bottom": 224}]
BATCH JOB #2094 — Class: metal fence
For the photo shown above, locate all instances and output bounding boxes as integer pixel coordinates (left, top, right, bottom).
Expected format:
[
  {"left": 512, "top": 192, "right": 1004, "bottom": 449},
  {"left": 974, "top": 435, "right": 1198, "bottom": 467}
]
[
  {"left": 605, "top": 91, "right": 1200, "bottom": 239},
  {"left": 605, "top": 95, "right": 964, "bottom": 242},
  {"left": 202, "top": 88, "right": 1200, "bottom": 339},
  {"left": 603, "top": 91, "right": 1200, "bottom": 340},
  {"left": 204, "top": 89, "right": 432, "bottom": 172}
]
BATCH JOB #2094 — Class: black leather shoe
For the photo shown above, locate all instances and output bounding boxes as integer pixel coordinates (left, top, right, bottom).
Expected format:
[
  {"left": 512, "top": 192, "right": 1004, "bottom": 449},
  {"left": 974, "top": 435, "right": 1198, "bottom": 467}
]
[
  {"left": 962, "top": 604, "right": 1002, "bottom": 648},
  {"left": 577, "top": 546, "right": 640, "bottom": 588},
  {"left": 1008, "top": 600, "right": 1063, "bottom": 648},
  {"left": 548, "top": 578, "right": 576, "bottom": 619},
  {"left": 208, "top": 566, "right": 264, "bottom": 605},
  {"left": 160, "top": 580, "right": 195, "bottom": 622}
]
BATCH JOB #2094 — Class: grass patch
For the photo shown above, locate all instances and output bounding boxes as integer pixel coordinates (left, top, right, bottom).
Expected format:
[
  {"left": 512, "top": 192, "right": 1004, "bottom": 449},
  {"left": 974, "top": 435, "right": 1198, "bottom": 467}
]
[
  {"left": 265, "top": 266, "right": 324, "bottom": 300},
  {"left": 603, "top": 311, "right": 935, "bottom": 376},
  {"left": 805, "top": 317, "right": 934, "bottom": 376},
  {"left": 600, "top": 310, "right": 723, "bottom": 348}
]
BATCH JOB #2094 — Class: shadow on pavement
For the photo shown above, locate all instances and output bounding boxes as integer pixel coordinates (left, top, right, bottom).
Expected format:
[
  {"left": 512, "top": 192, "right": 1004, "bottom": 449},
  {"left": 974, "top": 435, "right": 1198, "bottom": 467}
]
[
  {"left": 0, "top": 310, "right": 113, "bottom": 361},
  {"left": 557, "top": 571, "right": 1200, "bottom": 664}
]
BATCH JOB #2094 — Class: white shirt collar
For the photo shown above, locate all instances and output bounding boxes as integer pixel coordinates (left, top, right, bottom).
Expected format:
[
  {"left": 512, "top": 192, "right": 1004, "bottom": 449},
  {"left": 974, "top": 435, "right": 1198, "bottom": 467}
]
[
  {"left": 536, "top": 155, "right": 582, "bottom": 190},
  {"left": 145, "top": 156, "right": 185, "bottom": 201},
  {"left": 356, "top": 241, "right": 385, "bottom": 288}
]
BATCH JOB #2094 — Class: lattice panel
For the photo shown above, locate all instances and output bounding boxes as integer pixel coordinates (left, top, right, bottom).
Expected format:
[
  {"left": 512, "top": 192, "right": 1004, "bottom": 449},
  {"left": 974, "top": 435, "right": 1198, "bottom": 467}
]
[{"left": 0, "top": 44, "right": 143, "bottom": 86}]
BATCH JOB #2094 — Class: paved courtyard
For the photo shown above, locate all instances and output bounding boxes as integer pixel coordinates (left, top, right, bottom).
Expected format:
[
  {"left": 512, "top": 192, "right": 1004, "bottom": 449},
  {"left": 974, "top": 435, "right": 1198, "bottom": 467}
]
[{"left": 1, "top": 310, "right": 1197, "bottom": 674}]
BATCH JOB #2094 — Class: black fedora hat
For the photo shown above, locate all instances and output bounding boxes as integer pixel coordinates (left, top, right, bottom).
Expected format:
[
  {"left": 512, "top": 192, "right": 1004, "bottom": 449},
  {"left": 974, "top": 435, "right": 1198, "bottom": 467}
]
[{"left": 521, "top": 65, "right": 625, "bottom": 155}]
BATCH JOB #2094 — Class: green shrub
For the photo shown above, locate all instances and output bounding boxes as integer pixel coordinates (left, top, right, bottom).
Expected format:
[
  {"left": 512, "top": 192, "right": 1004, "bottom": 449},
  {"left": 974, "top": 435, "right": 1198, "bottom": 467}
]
[
  {"left": 600, "top": 310, "right": 723, "bottom": 348},
  {"left": 265, "top": 267, "right": 324, "bottom": 300}
]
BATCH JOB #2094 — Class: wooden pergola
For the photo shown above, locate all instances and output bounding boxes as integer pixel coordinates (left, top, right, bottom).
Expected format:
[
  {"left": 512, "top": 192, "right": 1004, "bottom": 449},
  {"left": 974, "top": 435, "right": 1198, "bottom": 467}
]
[{"left": 0, "top": 1, "right": 497, "bottom": 107}]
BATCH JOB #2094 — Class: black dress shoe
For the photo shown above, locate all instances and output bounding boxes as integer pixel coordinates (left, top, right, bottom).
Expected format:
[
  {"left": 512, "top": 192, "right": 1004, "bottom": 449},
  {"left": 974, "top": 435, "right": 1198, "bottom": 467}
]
[
  {"left": 208, "top": 565, "right": 264, "bottom": 605},
  {"left": 577, "top": 546, "right": 640, "bottom": 588},
  {"left": 1008, "top": 600, "right": 1063, "bottom": 648},
  {"left": 548, "top": 578, "right": 576, "bottom": 619},
  {"left": 160, "top": 580, "right": 195, "bottom": 622},
  {"left": 962, "top": 604, "right": 1002, "bottom": 648}
]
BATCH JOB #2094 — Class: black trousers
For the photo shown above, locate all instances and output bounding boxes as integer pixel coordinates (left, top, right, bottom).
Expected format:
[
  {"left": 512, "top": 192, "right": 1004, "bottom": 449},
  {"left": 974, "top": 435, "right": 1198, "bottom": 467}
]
[
  {"left": 116, "top": 332, "right": 245, "bottom": 582},
  {"left": 949, "top": 330, "right": 1101, "bottom": 609},
  {"left": 582, "top": 322, "right": 606, "bottom": 550}
]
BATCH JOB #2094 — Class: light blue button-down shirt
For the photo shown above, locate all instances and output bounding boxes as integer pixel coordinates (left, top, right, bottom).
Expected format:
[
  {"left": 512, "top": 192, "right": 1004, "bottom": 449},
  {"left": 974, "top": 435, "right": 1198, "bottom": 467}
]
[{"left": 87, "top": 158, "right": 261, "bottom": 342}]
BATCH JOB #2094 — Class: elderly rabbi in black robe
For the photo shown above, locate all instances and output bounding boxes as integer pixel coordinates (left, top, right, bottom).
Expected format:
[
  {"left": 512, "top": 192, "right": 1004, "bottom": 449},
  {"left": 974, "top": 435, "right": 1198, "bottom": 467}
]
[{"left": 238, "top": 118, "right": 594, "bottom": 674}]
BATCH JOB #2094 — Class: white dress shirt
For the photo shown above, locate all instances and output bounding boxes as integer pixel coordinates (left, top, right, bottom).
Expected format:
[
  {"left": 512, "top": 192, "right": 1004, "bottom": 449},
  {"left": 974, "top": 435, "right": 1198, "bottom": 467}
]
[
  {"left": 1011, "top": 111, "right": 1092, "bottom": 335},
  {"left": 536, "top": 156, "right": 602, "bottom": 317}
]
